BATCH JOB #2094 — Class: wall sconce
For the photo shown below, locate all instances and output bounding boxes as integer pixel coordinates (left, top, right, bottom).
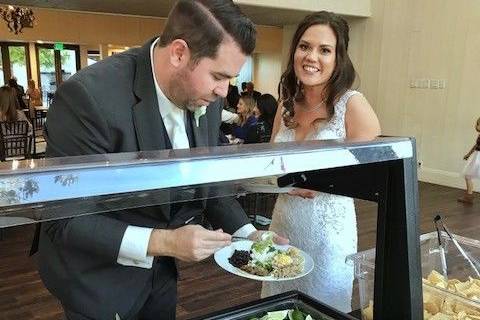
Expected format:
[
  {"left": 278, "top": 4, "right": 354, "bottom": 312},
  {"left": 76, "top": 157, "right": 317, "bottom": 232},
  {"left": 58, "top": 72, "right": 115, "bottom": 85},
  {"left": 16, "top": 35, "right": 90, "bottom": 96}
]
[{"left": 0, "top": 5, "right": 35, "bottom": 34}]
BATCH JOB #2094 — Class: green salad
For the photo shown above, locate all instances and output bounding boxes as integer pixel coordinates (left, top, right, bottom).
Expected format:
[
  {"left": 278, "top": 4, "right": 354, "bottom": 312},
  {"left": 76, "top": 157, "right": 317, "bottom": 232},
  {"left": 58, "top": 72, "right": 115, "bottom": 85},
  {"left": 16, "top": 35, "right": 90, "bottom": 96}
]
[{"left": 249, "top": 309, "right": 321, "bottom": 320}]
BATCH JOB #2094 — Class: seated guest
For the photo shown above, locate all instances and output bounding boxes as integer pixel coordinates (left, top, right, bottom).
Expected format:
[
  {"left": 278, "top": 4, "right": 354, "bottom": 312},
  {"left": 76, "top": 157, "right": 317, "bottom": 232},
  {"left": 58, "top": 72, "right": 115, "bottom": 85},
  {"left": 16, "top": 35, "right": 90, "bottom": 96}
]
[
  {"left": 245, "top": 93, "right": 278, "bottom": 143},
  {"left": 232, "top": 95, "right": 257, "bottom": 141},
  {"left": 244, "top": 81, "right": 261, "bottom": 101},
  {"left": 26, "top": 79, "right": 42, "bottom": 107},
  {"left": 8, "top": 77, "right": 28, "bottom": 110},
  {"left": 0, "top": 86, "right": 33, "bottom": 135},
  {"left": 241, "top": 81, "right": 248, "bottom": 95},
  {"left": 226, "top": 84, "right": 240, "bottom": 110}
]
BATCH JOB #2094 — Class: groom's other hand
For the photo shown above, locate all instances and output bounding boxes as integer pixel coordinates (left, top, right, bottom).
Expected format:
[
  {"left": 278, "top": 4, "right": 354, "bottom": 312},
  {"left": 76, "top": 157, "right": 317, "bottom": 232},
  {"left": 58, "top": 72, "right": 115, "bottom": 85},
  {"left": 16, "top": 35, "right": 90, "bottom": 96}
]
[{"left": 148, "top": 225, "right": 231, "bottom": 262}]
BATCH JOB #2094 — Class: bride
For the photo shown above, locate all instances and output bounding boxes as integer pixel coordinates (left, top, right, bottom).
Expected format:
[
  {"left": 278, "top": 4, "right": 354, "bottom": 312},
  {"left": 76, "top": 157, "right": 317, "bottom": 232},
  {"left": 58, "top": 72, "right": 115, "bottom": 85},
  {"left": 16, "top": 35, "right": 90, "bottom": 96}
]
[{"left": 261, "top": 11, "right": 381, "bottom": 313}]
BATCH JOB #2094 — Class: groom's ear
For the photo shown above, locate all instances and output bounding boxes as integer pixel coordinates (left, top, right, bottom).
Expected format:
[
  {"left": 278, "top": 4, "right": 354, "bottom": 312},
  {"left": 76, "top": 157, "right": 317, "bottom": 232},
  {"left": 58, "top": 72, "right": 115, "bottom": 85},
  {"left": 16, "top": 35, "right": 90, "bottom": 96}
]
[{"left": 169, "top": 39, "right": 191, "bottom": 68}]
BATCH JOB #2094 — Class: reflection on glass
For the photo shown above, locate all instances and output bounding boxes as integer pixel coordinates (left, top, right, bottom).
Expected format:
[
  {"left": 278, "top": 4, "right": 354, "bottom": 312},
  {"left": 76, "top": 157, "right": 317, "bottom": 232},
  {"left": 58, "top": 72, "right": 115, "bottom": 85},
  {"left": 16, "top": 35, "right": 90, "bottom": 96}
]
[
  {"left": 54, "top": 174, "right": 78, "bottom": 186},
  {"left": 0, "top": 178, "right": 39, "bottom": 206},
  {"left": 9, "top": 46, "right": 28, "bottom": 89},
  {"left": 61, "top": 49, "right": 78, "bottom": 82},
  {"left": 38, "top": 47, "right": 55, "bottom": 106}
]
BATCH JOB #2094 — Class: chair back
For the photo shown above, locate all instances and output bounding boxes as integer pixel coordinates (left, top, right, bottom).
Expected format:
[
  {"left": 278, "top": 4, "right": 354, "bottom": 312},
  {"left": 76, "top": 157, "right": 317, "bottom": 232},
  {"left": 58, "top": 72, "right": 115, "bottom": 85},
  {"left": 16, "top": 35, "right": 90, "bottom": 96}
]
[
  {"left": 0, "top": 121, "right": 31, "bottom": 161},
  {"left": 33, "top": 110, "right": 47, "bottom": 140}
]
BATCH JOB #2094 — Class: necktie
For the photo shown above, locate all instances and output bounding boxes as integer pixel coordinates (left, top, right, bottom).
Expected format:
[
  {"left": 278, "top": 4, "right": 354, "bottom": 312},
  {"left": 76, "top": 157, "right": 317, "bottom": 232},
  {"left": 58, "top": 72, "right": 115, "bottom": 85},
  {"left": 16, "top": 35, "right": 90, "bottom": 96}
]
[{"left": 167, "top": 111, "right": 190, "bottom": 149}]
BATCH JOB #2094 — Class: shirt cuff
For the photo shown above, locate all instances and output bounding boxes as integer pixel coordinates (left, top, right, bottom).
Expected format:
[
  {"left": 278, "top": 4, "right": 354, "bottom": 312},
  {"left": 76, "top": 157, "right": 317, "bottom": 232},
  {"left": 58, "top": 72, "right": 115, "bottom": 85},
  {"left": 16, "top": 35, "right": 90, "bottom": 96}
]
[
  {"left": 232, "top": 223, "right": 257, "bottom": 238},
  {"left": 117, "top": 226, "right": 154, "bottom": 269}
]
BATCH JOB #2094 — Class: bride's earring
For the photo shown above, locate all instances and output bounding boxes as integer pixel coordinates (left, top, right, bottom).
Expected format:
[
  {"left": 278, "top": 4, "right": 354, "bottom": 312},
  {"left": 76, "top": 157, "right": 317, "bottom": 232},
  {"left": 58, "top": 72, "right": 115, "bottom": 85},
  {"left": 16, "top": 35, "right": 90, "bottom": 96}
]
[{"left": 295, "top": 78, "right": 302, "bottom": 96}]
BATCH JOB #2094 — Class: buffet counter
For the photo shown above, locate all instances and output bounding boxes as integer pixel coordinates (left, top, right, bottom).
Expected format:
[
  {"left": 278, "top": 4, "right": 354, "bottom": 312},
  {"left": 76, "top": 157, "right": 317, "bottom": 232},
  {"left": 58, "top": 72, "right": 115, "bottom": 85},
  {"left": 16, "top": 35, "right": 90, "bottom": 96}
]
[{"left": 0, "top": 137, "right": 421, "bottom": 319}]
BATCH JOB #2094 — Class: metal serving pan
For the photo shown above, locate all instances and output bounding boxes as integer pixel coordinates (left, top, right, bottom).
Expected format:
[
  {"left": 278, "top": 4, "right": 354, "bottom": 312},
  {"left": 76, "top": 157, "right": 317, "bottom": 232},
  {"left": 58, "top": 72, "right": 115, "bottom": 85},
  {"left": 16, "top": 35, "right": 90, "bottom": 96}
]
[{"left": 192, "top": 291, "right": 358, "bottom": 320}]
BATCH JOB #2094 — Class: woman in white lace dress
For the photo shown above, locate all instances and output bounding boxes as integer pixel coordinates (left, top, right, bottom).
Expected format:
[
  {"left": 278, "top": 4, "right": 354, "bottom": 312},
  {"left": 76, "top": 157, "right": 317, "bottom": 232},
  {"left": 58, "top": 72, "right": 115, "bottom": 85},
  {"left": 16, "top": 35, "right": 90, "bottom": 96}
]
[{"left": 261, "top": 12, "right": 381, "bottom": 313}]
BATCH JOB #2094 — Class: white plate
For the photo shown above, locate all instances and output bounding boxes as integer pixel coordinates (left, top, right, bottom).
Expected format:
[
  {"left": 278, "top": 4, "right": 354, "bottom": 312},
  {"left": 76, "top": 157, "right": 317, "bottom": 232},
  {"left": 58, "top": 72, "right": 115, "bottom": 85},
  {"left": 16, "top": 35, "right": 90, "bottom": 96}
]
[
  {"left": 241, "top": 183, "right": 295, "bottom": 194},
  {"left": 214, "top": 240, "right": 314, "bottom": 281},
  {"left": 241, "top": 177, "right": 294, "bottom": 194}
]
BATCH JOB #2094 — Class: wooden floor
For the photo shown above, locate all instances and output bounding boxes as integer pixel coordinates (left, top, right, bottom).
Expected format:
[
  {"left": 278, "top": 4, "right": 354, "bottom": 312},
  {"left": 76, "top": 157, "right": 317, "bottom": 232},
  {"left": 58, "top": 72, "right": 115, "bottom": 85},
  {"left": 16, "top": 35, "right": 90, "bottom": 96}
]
[{"left": 0, "top": 182, "right": 478, "bottom": 319}]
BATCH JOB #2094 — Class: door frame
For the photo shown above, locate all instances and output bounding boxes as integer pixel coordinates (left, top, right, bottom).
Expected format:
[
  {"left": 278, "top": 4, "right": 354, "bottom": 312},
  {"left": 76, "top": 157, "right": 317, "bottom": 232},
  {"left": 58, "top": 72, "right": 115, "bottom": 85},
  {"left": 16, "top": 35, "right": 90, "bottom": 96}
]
[
  {"left": 35, "top": 43, "right": 80, "bottom": 91},
  {"left": 0, "top": 41, "right": 32, "bottom": 85}
]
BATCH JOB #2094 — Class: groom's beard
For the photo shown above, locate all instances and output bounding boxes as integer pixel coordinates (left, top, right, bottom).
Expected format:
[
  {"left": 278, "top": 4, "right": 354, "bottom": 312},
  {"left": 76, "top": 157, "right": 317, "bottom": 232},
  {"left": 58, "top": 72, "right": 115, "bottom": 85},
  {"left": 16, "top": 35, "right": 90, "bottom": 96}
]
[{"left": 168, "top": 69, "right": 213, "bottom": 111}]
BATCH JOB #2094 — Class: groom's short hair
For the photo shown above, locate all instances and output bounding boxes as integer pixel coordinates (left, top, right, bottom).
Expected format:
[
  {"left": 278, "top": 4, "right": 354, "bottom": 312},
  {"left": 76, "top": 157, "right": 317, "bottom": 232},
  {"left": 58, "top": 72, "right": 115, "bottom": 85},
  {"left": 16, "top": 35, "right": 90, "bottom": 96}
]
[{"left": 159, "top": 0, "right": 256, "bottom": 63}]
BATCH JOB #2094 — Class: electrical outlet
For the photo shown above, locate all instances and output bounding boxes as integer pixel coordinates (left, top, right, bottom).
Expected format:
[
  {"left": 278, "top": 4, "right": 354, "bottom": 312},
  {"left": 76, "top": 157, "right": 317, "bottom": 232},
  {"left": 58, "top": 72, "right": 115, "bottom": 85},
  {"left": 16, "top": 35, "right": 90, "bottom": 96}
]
[
  {"left": 420, "top": 79, "right": 430, "bottom": 89},
  {"left": 418, "top": 161, "right": 422, "bottom": 168},
  {"left": 430, "top": 79, "right": 440, "bottom": 89}
]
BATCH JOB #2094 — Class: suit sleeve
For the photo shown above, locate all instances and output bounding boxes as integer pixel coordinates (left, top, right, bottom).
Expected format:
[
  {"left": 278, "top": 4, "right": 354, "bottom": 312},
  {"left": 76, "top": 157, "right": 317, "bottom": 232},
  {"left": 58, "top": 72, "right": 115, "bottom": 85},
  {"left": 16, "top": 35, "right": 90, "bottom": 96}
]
[
  {"left": 203, "top": 101, "right": 251, "bottom": 233},
  {"left": 42, "top": 79, "right": 128, "bottom": 262},
  {"left": 205, "top": 196, "right": 251, "bottom": 234}
]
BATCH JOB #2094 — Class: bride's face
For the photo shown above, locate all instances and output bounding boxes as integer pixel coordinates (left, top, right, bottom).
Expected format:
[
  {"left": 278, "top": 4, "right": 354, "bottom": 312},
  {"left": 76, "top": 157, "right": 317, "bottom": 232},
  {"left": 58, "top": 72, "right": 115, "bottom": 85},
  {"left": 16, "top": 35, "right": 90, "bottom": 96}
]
[{"left": 293, "top": 24, "right": 337, "bottom": 88}]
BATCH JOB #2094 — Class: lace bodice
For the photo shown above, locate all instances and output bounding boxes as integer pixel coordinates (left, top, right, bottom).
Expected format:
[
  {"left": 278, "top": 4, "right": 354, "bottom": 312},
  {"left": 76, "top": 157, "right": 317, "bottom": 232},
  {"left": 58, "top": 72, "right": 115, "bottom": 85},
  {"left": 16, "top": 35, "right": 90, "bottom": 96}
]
[
  {"left": 261, "top": 90, "right": 361, "bottom": 312},
  {"left": 274, "top": 90, "right": 361, "bottom": 142}
]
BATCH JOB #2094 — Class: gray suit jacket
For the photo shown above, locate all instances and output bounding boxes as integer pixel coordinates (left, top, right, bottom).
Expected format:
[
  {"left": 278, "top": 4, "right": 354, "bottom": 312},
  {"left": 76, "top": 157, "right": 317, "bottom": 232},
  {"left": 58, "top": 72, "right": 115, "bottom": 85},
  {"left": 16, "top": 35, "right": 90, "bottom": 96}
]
[{"left": 38, "top": 39, "right": 250, "bottom": 319}]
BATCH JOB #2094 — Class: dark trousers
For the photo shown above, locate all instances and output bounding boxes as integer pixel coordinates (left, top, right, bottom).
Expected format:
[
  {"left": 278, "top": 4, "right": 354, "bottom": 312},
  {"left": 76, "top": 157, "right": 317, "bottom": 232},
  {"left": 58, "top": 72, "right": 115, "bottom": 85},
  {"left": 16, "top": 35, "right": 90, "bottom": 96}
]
[{"left": 64, "top": 259, "right": 177, "bottom": 320}]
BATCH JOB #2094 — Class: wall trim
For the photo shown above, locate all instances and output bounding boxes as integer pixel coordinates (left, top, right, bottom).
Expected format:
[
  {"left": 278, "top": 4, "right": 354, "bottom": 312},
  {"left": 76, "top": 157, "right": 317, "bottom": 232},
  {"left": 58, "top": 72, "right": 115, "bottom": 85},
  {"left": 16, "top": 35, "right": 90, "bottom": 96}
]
[{"left": 418, "top": 166, "right": 479, "bottom": 192}]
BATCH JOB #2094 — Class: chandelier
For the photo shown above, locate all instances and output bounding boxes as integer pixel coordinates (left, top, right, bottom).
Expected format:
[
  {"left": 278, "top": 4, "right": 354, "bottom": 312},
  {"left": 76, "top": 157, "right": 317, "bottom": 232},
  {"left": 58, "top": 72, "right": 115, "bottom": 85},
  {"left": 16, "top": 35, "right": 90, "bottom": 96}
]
[{"left": 0, "top": 5, "right": 35, "bottom": 34}]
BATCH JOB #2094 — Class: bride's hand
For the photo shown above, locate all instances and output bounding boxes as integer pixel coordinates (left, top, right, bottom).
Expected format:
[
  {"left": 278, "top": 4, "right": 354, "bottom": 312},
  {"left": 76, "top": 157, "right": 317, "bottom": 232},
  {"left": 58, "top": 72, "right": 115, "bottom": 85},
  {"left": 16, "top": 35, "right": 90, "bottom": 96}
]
[{"left": 288, "top": 188, "right": 318, "bottom": 199}]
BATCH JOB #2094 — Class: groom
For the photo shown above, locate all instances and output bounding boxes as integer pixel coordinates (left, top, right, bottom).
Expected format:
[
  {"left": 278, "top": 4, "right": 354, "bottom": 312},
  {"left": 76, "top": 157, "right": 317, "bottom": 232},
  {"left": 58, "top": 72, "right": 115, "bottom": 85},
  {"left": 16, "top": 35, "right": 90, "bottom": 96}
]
[{"left": 38, "top": 1, "right": 287, "bottom": 319}]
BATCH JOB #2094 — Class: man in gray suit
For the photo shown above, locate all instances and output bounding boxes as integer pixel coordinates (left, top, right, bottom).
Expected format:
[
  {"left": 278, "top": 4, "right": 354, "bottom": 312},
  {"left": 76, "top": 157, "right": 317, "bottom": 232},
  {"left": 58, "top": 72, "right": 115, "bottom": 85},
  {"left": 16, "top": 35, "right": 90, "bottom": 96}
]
[{"left": 38, "top": 1, "right": 287, "bottom": 319}]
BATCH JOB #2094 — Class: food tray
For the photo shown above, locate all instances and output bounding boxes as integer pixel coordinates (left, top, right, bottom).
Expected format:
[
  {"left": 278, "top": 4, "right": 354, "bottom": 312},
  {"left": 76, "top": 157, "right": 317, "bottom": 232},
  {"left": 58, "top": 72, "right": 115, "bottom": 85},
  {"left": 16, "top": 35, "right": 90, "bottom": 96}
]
[{"left": 191, "top": 291, "right": 357, "bottom": 320}]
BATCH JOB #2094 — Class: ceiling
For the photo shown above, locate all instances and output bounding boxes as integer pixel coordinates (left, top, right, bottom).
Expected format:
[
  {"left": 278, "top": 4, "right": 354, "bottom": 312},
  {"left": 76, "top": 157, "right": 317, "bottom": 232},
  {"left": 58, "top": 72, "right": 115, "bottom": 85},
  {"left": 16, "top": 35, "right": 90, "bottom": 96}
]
[{"left": 3, "top": 0, "right": 312, "bottom": 26}]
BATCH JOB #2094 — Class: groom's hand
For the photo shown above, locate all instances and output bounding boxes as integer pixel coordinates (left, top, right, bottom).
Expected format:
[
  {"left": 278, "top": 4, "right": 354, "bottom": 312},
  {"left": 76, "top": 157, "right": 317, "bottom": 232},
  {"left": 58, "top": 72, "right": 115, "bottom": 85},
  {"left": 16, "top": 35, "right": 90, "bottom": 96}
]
[
  {"left": 148, "top": 225, "right": 231, "bottom": 262},
  {"left": 248, "top": 230, "right": 289, "bottom": 245}
]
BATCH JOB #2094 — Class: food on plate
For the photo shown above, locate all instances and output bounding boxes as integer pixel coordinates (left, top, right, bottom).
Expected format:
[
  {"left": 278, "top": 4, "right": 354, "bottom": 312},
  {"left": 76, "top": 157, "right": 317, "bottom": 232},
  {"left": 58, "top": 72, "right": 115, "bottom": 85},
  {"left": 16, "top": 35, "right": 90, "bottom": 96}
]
[
  {"left": 229, "top": 232, "right": 304, "bottom": 278},
  {"left": 228, "top": 250, "right": 250, "bottom": 268},
  {"left": 249, "top": 308, "right": 320, "bottom": 320},
  {"left": 362, "top": 270, "right": 480, "bottom": 320}
]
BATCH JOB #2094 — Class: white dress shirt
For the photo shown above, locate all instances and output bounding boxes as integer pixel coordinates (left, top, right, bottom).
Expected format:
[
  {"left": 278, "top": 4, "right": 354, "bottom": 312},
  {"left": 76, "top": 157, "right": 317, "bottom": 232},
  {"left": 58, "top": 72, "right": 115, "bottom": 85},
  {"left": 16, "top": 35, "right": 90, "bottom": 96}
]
[{"left": 117, "top": 38, "right": 255, "bottom": 269}]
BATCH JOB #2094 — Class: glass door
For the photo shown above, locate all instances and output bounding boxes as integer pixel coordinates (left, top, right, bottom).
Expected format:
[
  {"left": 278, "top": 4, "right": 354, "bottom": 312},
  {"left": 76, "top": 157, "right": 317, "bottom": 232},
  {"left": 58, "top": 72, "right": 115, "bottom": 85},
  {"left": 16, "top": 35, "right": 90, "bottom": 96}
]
[
  {"left": 37, "top": 46, "right": 56, "bottom": 106},
  {"left": 0, "top": 49, "right": 3, "bottom": 85},
  {"left": 0, "top": 42, "right": 31, "bottom": 88},
  {"left": 36, "top": 44, "right": 80, "bottom": 106}
]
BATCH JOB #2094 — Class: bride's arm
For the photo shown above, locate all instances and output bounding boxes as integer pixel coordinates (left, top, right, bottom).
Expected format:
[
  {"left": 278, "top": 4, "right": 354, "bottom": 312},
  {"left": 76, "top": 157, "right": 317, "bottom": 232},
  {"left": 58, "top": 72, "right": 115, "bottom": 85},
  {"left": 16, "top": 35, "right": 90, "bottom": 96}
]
[{"left": 345, "top": 94, "right": 381, "bottom": 141}]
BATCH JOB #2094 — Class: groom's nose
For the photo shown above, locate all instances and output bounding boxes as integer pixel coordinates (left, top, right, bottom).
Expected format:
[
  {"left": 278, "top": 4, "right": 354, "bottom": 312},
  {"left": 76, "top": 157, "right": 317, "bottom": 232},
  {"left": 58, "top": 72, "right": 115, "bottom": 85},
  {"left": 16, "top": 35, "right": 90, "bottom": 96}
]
[{"left": 213, "top": 79, "right": 230, "bottom": 98}]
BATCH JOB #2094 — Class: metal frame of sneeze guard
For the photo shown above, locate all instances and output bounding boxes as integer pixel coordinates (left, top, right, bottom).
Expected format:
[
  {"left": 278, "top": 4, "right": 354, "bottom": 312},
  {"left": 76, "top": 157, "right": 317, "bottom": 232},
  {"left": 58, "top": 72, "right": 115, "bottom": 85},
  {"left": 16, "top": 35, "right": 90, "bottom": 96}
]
[
  {"left": 0, "top": 137, "right": 412, "bottom": 212},
  {"left": 0, "top": 136, "right": 422, "bottom": 319}
]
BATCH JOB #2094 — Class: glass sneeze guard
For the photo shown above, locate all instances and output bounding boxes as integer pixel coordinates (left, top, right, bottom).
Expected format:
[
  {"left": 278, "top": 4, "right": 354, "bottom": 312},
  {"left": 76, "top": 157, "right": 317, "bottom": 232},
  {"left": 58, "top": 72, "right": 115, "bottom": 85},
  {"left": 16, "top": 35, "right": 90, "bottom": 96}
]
[{"left": 0, "top": 137, "right": 412, "bottom": 226}]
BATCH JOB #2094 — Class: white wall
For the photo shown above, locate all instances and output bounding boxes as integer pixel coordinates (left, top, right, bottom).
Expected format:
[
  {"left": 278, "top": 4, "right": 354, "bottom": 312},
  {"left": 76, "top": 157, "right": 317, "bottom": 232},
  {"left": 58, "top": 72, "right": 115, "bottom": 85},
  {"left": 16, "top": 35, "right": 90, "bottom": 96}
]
[
  {"left": 237, "top": 0, "right": 371, "bottom": 17},
  {"left": 253, "top": 53, "right": 282, "bottom": 98},
  {"left": 348, "top": 0, "right": 480, "bottom": 192}
]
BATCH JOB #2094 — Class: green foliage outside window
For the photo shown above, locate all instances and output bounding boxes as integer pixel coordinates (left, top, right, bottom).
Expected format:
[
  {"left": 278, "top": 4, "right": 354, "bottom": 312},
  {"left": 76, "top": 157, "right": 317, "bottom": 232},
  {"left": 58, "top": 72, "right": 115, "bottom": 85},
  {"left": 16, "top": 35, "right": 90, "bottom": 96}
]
[
  {"left": 9, "top": 46, "right": 70, "bottom": 69},
  {"left": 8, "top": 46, "right": 27, "bottom": 66}
]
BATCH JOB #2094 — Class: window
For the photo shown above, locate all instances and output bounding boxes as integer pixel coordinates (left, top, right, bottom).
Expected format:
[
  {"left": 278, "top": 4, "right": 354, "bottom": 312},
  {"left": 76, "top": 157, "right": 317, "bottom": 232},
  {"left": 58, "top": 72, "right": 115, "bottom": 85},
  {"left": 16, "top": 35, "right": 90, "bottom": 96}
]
[
  {"left": 0, "top": 42, "right": 31, "bottom": 88},
  {"left": 36, "top": 43, "right": 80, "bottom": 106},
  {"left": 87, "top": 50, "right": 100, "bottom": 66}
]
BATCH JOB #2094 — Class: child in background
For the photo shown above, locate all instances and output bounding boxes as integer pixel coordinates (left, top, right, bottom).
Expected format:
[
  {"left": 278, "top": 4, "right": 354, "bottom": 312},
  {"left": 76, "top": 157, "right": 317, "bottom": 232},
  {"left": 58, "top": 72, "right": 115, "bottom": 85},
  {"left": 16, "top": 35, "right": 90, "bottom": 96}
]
[{"left": 458, "top": 116, "right": 480, "bottom": 204}]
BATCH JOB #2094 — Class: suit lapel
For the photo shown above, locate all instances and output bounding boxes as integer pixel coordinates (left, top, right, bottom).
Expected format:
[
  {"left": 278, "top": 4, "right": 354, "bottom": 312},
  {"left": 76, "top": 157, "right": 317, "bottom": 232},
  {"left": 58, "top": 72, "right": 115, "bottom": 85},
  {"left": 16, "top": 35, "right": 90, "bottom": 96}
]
[
  {"left": 132, "top": 39, "right": 168, "bottom": 151},
  {"left": 132, "top": 38, "right": 170, "bottom": 221}
]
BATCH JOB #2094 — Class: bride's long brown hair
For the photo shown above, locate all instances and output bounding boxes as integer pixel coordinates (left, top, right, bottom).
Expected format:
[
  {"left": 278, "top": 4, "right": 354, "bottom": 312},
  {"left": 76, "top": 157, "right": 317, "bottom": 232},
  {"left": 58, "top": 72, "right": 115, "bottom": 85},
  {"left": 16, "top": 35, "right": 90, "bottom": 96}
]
[{"left": 279, "top": 11, "right": 356, "bottom": 128}]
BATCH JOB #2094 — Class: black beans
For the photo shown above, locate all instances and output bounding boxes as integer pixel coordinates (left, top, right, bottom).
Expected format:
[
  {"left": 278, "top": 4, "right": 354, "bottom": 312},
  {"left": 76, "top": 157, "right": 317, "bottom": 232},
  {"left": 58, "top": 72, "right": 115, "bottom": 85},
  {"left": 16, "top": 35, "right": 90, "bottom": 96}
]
[{"left": 228, "top": 250, "right": 251, "bottom": 268}]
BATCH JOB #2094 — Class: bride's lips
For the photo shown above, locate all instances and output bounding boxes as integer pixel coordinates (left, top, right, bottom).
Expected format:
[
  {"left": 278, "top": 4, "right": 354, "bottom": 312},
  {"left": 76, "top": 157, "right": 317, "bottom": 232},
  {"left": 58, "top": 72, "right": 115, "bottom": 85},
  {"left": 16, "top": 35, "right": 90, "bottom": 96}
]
[{"left": 302, "top": 64, "right": 320, "bottom": 75}]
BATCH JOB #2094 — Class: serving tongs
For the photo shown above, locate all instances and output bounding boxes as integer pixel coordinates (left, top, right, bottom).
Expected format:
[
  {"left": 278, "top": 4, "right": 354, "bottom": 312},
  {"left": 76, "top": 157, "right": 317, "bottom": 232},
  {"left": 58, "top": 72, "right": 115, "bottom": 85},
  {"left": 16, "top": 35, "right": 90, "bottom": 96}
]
[
  {"left": 434, "top": 214, "right": 480, "bottom": 278},
  {"left": 433, "top": 215, "right": 449, "bottom": 279}
]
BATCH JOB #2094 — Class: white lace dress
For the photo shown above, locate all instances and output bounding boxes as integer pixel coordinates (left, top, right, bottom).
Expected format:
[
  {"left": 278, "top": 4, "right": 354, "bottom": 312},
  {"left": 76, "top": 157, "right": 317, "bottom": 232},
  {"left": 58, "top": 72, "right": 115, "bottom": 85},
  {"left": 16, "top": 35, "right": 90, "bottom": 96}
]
[{"left": 261, "top": 90, "right": 360, "bottom": 313}]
